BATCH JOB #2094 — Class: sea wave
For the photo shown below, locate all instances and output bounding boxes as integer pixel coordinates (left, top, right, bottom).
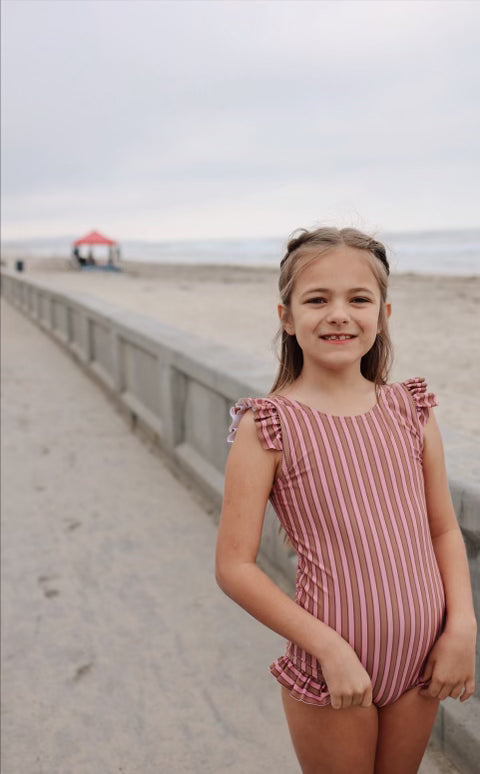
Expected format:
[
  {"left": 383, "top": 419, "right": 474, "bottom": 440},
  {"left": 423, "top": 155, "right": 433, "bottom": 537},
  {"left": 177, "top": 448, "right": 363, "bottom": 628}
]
[{"left": 2, "top": 229, "right": 480, "bottom": 276}]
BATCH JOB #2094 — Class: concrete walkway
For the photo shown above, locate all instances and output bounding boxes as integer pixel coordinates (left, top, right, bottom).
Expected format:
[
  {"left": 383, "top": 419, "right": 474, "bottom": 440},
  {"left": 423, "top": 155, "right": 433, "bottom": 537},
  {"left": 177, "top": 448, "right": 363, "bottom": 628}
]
[{"left": 1, "top": 300, "right": 459, "bottom": 774}]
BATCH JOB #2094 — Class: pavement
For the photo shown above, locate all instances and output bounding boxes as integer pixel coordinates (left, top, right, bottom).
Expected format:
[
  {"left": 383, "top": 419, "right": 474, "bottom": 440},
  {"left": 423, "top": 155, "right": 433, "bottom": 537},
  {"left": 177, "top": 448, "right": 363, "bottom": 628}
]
[{"left": 1, "top": 299, "right": 460, "bottom": 774}]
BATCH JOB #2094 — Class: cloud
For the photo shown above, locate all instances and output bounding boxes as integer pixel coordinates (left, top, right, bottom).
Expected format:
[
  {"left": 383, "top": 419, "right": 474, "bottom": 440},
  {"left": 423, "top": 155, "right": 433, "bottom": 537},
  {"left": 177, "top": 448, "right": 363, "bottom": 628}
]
[{"left": 2, "top": 0, "right": 480, "bottom": 238}]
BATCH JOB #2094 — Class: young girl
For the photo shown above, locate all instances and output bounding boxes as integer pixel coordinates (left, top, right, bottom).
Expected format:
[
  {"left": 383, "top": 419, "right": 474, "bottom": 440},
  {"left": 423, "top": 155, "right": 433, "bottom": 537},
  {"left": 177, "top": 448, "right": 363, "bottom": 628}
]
[{"left": 215, "top": 227, "right": 477, "bottom": 774}]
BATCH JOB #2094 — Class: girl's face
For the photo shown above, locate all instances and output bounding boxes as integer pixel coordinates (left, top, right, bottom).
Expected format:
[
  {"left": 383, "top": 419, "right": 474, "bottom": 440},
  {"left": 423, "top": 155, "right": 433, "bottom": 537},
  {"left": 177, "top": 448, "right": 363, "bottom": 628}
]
[{"left": 279, "top": 246, "right": 391, "bottom": 373}]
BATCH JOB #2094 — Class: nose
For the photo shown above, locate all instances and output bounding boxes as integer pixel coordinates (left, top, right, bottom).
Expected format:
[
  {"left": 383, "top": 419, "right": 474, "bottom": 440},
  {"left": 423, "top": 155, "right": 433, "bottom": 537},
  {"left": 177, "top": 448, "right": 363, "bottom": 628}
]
[{"left": 325, "top": 301, "right": 350, "bottom": 325}]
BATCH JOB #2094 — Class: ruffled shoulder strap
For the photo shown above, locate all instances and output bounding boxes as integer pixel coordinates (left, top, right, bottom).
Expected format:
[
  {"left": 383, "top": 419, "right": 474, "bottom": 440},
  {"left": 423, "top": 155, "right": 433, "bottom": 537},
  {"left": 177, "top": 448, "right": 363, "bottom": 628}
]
[
  {"left": 228, "top": 397, "right": 282, "bottom": 451},
  {"left": 402, "top": 377, "right": 438, "bottom": 427}
]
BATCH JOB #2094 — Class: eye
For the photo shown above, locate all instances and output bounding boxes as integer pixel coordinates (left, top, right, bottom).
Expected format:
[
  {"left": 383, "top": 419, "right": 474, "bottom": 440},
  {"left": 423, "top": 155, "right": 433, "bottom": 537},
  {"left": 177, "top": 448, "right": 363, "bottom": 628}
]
[
  {"left": 306, "top": 297, "right": 327, "bottom": 305},
  {"left": 352, "top": 297, "right": 370, "bottom": 304}
]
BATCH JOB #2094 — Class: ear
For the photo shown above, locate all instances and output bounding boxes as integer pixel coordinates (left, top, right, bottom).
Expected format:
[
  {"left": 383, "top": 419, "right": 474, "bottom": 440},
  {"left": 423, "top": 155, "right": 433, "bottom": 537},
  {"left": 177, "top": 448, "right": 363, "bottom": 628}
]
[
  {"left": 278, "top": 303, "right": 294, "bottom": 335},
  {"left": 377, "top": 302, "right": 392, "bottom": 335}
]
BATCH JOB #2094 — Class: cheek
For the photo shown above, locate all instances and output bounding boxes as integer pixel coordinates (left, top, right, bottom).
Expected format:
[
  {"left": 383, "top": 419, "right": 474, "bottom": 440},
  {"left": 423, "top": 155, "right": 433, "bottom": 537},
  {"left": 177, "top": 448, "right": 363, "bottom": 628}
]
[
  {"left": 375, "top": 309, "right": 384, "bottom": 330},
  {"left": 365, "top": 303, "right": 382, "bottom": 325}
]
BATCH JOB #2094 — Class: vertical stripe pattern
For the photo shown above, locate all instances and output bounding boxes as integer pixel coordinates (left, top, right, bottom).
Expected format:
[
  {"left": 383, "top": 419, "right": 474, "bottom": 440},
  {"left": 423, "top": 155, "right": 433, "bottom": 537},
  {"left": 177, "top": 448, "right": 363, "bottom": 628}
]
[{"left": 228, "top": 377, "right": 446, "bottom": 707}]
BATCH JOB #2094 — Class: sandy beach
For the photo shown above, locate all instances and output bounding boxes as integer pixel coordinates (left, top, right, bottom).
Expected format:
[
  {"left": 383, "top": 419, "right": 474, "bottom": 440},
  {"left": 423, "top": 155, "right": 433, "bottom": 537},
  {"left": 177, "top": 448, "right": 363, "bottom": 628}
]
[{"left": 13, "top": 259, "right": 480, "bottom": 437}]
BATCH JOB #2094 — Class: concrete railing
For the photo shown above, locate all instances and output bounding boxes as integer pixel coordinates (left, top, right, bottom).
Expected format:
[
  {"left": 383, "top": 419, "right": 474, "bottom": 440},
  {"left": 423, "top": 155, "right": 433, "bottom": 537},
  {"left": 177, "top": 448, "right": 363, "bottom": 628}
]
[{"left": 2, "top": 269, "right": 479, "bottom": 773}]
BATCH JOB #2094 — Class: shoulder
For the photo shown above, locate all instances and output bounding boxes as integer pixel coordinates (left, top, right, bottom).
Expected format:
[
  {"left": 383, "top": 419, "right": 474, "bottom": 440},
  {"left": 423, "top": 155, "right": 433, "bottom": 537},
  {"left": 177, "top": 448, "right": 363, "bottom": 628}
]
[
  {"left": 400, "top": 376, "right": 438, "bottom": 404},
  {"left": 390, "top": 377, "right": 438, "bottom": 427},
  {"left": 228, "top": 396, "right": 277, "bottom": 431},
  {"left": 228, "top": 396, "right": 283, "bottom": 452},
  {"left": 225, "top": 399, "right": 282, "bottom": 486}
]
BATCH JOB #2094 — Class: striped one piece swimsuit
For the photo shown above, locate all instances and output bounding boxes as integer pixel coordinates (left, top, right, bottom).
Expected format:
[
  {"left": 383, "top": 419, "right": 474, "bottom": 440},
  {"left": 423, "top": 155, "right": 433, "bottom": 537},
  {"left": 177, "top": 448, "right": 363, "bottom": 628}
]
[{"left": 228, "top": 377, "right": 446, "bottom": 708}]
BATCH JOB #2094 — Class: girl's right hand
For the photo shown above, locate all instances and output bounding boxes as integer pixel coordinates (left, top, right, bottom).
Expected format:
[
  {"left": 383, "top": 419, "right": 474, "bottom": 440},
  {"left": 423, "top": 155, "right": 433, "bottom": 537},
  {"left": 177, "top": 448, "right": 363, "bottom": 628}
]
[{"left": 320, "top": 635, "right": 373, "bottom": 710}]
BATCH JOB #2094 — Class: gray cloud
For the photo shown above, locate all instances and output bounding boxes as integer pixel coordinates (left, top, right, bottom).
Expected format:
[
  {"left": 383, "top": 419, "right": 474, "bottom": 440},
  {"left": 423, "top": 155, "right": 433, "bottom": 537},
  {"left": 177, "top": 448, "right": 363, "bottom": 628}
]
[{"left": 2, "top": 0, "right": 479, "bottom": 238}]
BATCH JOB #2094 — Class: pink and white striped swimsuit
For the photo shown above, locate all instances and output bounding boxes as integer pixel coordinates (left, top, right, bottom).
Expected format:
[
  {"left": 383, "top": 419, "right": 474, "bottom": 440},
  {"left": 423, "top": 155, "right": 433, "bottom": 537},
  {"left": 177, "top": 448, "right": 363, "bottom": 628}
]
[{"left": 228, "top": 377, "right": 446, "bottom": 708}]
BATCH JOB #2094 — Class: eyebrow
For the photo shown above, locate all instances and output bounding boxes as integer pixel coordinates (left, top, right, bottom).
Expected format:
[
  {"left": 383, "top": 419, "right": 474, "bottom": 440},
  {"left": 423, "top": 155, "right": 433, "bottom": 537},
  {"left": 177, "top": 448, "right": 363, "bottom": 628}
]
[{"left": 301, "top": 286, "right": 376, "bottom": 297}]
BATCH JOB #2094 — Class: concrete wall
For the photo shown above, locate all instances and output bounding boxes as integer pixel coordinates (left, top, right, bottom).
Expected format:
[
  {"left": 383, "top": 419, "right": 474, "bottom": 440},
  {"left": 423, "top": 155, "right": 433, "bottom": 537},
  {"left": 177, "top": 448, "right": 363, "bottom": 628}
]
[{"left": 2, "top": 270, "right": 479, "bottom": 773}]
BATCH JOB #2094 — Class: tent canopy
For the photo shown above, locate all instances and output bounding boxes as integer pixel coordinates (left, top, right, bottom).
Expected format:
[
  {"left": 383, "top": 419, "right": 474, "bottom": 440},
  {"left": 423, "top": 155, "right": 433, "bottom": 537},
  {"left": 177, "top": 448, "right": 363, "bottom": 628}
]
[{"left": 73, "top": 230, "right": 117, "bottom": 247}]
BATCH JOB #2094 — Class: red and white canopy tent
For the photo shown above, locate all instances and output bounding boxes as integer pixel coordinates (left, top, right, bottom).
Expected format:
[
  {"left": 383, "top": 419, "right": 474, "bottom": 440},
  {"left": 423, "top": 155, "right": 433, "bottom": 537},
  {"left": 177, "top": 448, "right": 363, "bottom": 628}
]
[
  {"left": 73, "top": 229, "right": 117, "bottom": 248},
  {"left": 72, "top": 230, "right": 121, "bottom": 269}
]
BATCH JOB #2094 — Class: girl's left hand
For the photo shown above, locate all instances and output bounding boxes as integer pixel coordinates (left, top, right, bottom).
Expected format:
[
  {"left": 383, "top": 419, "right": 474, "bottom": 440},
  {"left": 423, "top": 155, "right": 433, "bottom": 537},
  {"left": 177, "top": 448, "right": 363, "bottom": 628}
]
[{"left": 420, "top": 625, "right": 477, "bottom": 702}]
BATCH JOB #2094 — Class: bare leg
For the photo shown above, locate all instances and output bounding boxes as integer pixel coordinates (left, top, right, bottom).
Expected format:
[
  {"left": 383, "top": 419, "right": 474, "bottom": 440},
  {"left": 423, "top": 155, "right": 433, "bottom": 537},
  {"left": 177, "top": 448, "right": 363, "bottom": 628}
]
[
  {"left": 281, "top": 686, "right": 378, "bottom": 774},
  {"left": 375, "top": 686, "right": 440, "bottom": 774}
]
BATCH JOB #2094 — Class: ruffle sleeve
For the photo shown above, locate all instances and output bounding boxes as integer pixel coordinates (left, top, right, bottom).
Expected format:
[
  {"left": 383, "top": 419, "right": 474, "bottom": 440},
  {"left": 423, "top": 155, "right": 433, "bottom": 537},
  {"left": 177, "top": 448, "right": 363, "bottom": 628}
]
[
  {"left": 403, "top": 377, "right": 438, "bottom": 427},
  {"left": 227, "top": 398, "right": 283, "bottom": 451}
]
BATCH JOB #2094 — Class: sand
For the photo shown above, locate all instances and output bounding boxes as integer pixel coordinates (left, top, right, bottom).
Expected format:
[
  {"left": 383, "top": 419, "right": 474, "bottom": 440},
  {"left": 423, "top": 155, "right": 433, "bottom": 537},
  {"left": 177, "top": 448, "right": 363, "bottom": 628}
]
[{"left": 16, "top": 259, "right": 480, "bottom": 437}]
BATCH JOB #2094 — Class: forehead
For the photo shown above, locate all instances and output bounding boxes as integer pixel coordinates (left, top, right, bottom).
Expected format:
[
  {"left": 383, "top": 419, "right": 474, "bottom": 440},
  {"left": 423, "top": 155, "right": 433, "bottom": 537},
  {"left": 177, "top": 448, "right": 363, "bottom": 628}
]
[{"left": 294, "top": 245, "right": 379, "bottom": 292}]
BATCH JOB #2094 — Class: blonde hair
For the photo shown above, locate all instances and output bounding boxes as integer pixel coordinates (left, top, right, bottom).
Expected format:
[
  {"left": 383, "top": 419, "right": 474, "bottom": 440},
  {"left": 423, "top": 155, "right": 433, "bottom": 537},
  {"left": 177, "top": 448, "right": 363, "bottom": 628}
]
[{"left": 271, "top": 226, "right": 393, "bottom": 394}]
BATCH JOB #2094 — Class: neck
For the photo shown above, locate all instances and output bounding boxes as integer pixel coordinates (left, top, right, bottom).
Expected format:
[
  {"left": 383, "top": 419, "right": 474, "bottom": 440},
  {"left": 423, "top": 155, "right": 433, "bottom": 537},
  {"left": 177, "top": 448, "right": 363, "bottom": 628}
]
[{"left": 295, "top": 361, "right": 372, "bottom": 398}]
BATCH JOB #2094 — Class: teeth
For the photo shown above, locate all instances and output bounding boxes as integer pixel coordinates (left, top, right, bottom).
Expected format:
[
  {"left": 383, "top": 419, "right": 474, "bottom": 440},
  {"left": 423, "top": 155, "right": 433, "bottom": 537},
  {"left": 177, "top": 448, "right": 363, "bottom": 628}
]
[{"left": 323, "top": 335, "right": 354, "bottom": 340}]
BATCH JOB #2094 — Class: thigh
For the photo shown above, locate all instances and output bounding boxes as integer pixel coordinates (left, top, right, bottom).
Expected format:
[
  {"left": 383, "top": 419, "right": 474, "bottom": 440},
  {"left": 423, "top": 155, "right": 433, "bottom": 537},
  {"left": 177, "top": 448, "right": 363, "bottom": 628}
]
[
  {"left": 375, "top": 686, "right": 440, "bottom": 774},
  {"left": 281, "top": 687, "right": 378, "bottom": 774}
]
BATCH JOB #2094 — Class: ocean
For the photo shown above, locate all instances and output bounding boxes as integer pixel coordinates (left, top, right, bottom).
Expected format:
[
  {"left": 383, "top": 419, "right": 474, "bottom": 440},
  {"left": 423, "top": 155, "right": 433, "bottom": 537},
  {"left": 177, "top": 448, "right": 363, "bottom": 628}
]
[{"left": 2, "top": 228, "right": 480, "bottom": 276}]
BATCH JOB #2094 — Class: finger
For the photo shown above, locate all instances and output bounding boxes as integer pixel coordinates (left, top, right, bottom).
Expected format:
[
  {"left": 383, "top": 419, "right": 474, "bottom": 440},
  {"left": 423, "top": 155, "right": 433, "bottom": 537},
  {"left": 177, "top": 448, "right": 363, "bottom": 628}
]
[
  {"left": 420, "top": 660, "right": 434, "bottom": 683},
  {"left": 437, "top": 684, "right": 453, "bottom": 701},
  {"left": 449, "top": 683, "right": 464, "bottom": 700},
  {"left": 330, "top": 696, "right": 342, "bottom": 710},
  {"left": 361, "top": 689, "right": 373, "bottom": 708},
  {"left": 422, "top": 679, "right": 442, "bottom": 699},
  {"left": 460, "top": 680, "right": 475, "bottom": 703}
]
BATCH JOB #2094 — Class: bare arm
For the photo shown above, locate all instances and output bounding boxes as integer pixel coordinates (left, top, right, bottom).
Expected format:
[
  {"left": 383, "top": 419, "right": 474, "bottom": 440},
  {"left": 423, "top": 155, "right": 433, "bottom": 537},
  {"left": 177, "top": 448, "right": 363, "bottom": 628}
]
[
  {"left": 419, "top": 410, "right": 477, "bottom": 701},
  {"left": 423, "top": 410, "right": 476, "bottom": 630},
  {"left": 215, "top": 409, "right": 372, "bottom": 709}
]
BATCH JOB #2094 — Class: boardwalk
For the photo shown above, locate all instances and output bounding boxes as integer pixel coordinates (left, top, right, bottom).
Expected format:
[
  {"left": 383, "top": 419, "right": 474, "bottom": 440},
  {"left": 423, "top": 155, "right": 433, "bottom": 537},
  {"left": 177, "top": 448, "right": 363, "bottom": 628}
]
[{"left": 1, "top": 300, "right": 458, "bottom": 773}]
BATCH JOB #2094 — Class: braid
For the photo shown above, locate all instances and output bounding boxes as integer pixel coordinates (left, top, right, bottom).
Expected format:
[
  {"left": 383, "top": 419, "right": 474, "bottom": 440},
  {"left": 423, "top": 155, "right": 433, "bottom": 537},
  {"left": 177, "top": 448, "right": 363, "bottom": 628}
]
[
  {"left": 281, "top": 227, "right": 390, "bottom": 276},
  {"left": 280, "top": 230, "right": 313, "bottom": 268},
  {"left": 358, "top": 234, "right": 390, "bottom": 276}
]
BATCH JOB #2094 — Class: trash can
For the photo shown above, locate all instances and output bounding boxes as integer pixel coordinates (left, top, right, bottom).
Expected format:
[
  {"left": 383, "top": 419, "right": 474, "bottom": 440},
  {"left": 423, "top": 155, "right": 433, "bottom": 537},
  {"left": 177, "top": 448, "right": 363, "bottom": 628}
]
[{"left": 15, "top": 260, "right": 24, "bottom": 272}]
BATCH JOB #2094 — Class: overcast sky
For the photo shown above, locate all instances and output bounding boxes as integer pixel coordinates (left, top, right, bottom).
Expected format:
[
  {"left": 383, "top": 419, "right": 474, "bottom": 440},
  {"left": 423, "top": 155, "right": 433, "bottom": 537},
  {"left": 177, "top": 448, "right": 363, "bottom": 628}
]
[{"left": 2, "top": 0, "right": 479, "bottom": 241}]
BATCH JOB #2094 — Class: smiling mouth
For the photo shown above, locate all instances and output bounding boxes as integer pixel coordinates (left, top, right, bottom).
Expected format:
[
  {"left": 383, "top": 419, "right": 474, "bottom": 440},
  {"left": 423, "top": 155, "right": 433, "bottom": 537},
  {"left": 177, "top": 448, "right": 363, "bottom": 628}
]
[{"left": 320, "top": 334, "right": 357, "bottom": 341}]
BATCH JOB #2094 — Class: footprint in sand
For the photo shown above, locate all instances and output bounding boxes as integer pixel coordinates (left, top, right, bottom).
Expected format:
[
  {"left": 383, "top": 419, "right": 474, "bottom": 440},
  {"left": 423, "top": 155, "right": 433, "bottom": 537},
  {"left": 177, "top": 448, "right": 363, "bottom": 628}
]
[
  {"left": 37, "top": 575, "right": 60, "bottom": 598},
  {"left": 73, "top": 662, "right": 94, "bottom": 682}
]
